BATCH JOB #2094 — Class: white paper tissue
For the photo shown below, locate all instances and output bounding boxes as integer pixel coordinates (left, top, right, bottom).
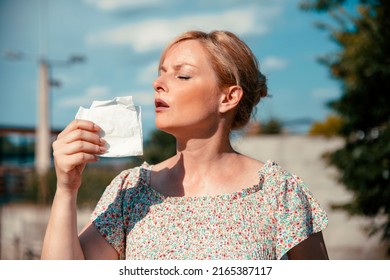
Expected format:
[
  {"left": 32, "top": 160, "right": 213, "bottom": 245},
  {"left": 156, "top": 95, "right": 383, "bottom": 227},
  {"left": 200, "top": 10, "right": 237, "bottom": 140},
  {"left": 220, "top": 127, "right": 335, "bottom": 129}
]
[{"left": 75, "top": 96, "right": 143, "bottom": 157}]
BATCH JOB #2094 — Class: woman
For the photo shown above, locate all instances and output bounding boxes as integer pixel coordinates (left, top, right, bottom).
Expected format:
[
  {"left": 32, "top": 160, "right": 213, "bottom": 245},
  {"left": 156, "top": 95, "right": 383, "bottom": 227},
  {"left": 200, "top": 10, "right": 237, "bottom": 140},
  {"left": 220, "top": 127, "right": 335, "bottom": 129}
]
[{"left": 41, "top": 30, "right": 329, "bottom": 260}]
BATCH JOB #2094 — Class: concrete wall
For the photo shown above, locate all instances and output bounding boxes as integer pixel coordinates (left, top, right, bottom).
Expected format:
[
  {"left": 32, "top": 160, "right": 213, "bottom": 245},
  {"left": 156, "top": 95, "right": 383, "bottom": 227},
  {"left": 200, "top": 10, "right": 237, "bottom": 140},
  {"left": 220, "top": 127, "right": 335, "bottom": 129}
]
[{"left": 0, "top": 204, "right": 91, "bottom": 259}]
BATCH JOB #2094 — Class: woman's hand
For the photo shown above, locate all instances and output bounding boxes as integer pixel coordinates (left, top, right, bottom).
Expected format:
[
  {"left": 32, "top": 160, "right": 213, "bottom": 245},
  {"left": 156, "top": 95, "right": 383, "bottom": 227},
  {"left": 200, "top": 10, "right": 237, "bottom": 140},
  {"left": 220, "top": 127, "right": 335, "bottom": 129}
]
[
  {"left": 52, "top": 119, "right": 106, "bottom": 192},
  {"left": 42, "top": 120, "right": 108, "bottom": 260}
]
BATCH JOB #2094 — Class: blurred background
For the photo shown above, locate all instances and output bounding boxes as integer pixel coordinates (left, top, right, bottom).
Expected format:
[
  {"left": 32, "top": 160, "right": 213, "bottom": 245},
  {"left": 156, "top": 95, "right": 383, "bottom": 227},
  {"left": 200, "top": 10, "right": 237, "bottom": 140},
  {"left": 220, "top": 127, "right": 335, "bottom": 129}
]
[{"left": 0, "top": 0, "right": 389, "bottom": 259}]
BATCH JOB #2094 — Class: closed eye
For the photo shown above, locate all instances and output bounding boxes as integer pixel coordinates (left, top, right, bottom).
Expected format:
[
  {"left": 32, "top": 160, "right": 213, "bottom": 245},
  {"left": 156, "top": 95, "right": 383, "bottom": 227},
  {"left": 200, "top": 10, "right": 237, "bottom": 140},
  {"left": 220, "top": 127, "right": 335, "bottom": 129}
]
[{"left": 177, "top": 75, "right": 191, "bottom": 80}]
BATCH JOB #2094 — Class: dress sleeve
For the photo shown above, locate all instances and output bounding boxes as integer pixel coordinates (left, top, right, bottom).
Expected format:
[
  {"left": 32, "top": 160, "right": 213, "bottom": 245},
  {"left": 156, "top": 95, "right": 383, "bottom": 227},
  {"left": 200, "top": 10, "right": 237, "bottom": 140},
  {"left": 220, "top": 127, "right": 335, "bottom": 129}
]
[
  {"left": 90, "top": 169, "right": 130, "bottom": 259},
  {"left": 272, "top": 171, "right": 328, "bottom": 259}
]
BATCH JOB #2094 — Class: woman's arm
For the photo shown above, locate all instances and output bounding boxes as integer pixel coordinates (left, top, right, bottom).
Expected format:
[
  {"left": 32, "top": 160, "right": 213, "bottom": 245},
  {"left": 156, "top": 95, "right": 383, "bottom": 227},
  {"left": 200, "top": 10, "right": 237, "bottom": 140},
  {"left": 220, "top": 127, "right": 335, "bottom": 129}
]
[
  {"left": 287, "top": 231, "right": 329, "bottom": 260},
  {"left": 79, "top": 222, "right": 119, "bottom": 259},
  {"left": 41, "top": 188, "right": 85, "bottom": 259},
  {"left": 41, "top": 120, "right": 113, "bottom": 259},
  {"left": 41, "top": 191, "right": 119, "bottom": 259}
]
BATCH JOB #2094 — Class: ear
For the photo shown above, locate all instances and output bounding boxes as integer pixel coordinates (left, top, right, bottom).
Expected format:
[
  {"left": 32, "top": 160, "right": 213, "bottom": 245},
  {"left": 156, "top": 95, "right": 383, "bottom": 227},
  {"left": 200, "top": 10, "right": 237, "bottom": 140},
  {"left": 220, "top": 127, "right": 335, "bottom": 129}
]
[{"left": 219, "top": 85, "right": 243, "bottom": 114}]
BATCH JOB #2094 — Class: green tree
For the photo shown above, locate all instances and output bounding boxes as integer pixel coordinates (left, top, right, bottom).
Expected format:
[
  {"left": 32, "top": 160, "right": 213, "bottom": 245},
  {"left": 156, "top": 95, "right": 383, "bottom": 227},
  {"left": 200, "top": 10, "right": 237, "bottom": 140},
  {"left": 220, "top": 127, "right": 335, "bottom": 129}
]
[
  {"left": 142, "top": 129, "right": 176, "bottom": 164},
  {"left": 261, "top": 118, "right": 284, "bottom": 134},
  {"left": 301, "top": 0, "right": 390, "bottom": 254},
  {"left": 309, "top": 115, "right": 343, "bottom": 137}
]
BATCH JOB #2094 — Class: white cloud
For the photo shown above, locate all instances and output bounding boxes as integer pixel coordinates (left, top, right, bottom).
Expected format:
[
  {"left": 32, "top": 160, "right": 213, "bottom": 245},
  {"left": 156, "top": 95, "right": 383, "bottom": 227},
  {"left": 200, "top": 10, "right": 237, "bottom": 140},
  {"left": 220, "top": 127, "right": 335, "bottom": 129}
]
[
  {"left": 86, "top": 6, "right": 281, "bottom": 52},
  {"left": 59, "top": 86, "right": 111, "bottom": 108},
  {"left": 311, "top": 87, "right": 340, "bottom": 99},
  {"left": 121, "top": 91, "right": 154, "bottom": 106},
  {"left": 261, "top": 56, "right": 288, "bottom": 72},
  {"left": 59, "top": 85, "right": 155, "bottom": 109},
  {"left": 137, "top": 61, "right": 158, "bottom": 85},
  {"left": 85, "top": 0, "right": 166, "bottom": 11}
]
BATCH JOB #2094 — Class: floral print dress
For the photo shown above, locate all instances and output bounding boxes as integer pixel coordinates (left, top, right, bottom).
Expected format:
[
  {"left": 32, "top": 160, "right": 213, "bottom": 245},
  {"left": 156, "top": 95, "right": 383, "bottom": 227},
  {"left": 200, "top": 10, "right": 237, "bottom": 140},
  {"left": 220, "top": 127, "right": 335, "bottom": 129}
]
[{"left": 91, "top": 160, "right": 328, "bottom": 259}]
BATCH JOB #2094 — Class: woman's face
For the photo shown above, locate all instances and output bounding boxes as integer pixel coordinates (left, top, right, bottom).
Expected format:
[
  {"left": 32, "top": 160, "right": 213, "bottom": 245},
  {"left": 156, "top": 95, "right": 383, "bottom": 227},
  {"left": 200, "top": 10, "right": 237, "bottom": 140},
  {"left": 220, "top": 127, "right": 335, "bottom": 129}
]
[{"left": 153, "top": 39, "right": 223, "bottom": 137}]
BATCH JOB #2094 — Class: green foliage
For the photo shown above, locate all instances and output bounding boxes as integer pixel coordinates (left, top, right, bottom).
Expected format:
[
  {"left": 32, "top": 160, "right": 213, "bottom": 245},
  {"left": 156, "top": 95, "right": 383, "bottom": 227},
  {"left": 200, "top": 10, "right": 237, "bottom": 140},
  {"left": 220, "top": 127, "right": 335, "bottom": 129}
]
[
  {"left": 300, "top": 0, "right": 347, "bottom": 12},
  {"left": 77, "top": 165, "right": 133, "bottom": 207},
  {"left": 141, "top": 129, "right": 176, "bottom": 164},
  {"left": 0, "top": 137, "right": 16, "bottom": 155},
  {"left": 302, "top": 0, "right": 390, "bottom": 254},
  {"left": 309, "top": 115, "right": 343, "bottom": 137},
  {"left": 24, "top": 169, "right": 56, "bottom": 203},
  {"left": 329, "top": 128, "right": 390, "bottom": 214},
  {"left": 24, "top": 166, "right": 125, "bottom": 207},
  {"left": 0, "top": 136, "right": 34, "bottom": 157},
  {"left": 260, "top": 118, "right": 283, "bottom": 134}
]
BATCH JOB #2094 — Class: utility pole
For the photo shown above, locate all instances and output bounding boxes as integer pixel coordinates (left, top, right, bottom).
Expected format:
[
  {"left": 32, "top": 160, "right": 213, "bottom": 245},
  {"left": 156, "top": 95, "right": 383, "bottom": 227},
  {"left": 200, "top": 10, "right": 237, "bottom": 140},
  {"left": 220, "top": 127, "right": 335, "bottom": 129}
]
[
  {"left": 34, "top": 56, "right": 85, "bottom": 203},
  {"left": 36, "top": 58, "right": 50, "bottom": 204},
  {"left": 4, "top": 51, "right": 85, "bottom": 203},
  {"left": 36, "top": 58, "right": 51, "bottom": 177}
]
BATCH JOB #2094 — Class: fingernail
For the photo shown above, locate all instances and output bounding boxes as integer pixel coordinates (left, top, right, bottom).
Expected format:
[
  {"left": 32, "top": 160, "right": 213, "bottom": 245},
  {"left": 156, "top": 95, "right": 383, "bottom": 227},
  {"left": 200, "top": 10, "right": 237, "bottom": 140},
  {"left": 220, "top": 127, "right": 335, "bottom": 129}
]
[
  {"left": 94, "top": 124, "right": 101, "bottom": 131},
  {"left": 100, "top": 138, "right": 106, "bottom": 145},
  {"left": 99, "top": 146, "right": 107, "bottom": 153}
]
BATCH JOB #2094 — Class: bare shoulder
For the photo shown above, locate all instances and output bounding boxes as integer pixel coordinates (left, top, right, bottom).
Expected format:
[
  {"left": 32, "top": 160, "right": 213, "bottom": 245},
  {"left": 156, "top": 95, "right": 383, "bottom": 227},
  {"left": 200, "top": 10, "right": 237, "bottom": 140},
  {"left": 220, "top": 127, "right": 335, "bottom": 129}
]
[
  {"left": 235, "top": 153, "right": 265, "bottom": 173},
  {"left": 228, "top": 153, "right": 265, "bottom": 188},
  {"left": 148, "top": 156, "right": 178, "bottom": 194},
  {"left": 150, "top": 156, "right": 177, "bottom": 172}
]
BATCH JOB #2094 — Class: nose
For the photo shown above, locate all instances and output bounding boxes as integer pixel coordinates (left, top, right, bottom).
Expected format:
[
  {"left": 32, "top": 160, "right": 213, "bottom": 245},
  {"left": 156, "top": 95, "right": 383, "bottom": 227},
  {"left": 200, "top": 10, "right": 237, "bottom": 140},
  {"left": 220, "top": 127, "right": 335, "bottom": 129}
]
[{"left": 153, "top": 75, "right": 167, "bottom": 94}]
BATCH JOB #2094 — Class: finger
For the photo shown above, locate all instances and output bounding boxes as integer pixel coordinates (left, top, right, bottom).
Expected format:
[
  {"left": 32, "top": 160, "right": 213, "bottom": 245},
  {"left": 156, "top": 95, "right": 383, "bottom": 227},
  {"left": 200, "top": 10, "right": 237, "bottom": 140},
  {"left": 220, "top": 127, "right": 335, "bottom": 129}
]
[
  {"left": 57, "top": 119, "right": 101, "bottom": 139},
  {"left": 59, "top": 153, "right": 99, "bottom": 173},
  {"left": 61, "top": 140, "right": 107, "bottom": 156},
  {"left": 61, "top": 129, "right": 105, "bottom": 146},
  {"left": 52, "top": 131, "right": 105, "bottom": 154}
]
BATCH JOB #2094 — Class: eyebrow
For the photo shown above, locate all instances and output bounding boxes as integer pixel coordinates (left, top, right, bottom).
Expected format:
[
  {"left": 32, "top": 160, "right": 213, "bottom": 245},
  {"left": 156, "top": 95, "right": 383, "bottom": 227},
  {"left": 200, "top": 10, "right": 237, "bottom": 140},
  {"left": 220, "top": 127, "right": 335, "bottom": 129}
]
[{"left": 159, "top": 63, "right": 198, "bottom": 73}]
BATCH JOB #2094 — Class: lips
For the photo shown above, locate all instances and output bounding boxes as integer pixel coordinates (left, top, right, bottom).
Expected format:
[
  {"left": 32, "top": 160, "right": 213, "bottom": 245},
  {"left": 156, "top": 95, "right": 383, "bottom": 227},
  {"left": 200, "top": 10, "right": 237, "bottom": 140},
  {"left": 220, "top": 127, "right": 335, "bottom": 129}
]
[{"left": 154, "top": 98, "right": 170, "bottom": 111}]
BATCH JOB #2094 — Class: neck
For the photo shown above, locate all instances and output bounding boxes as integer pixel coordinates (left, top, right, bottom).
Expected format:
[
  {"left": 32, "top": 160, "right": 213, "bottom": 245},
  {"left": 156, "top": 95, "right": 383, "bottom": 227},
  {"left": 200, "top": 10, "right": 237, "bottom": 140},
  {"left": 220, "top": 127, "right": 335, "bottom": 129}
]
[
  {"left": 173, "top": 128, "right": 236, "bottom": 173},
  {"left": 156, "top": 125, "right": 246, "bottom": 197}
]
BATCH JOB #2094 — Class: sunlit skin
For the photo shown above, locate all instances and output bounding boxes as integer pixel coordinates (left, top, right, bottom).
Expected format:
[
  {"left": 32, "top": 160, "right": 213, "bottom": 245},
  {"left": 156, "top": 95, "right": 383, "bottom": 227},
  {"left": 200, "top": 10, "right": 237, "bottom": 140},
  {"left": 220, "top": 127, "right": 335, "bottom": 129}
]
[
  {"left": 150, "top": 40, "right": 261, "bottom": 199},
  {"left": 153, "top": 40, "right": 224, "bottom": 139}
]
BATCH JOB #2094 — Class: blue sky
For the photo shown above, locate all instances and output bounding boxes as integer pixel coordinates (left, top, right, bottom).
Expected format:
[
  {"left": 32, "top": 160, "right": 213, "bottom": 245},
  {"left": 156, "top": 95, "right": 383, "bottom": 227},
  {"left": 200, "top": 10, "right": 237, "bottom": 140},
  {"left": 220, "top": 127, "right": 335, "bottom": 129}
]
[{"left": 0, "top": 0, "right": 341, "bottom": 139}]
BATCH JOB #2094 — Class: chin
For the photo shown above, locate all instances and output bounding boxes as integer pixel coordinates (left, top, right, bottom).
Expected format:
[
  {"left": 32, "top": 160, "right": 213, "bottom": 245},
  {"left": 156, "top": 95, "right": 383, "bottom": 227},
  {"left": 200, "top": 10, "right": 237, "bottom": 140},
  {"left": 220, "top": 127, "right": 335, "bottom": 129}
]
[
  {"left": 156, "top": 122, "right": 185, "bottom": 138},
  {"left": 155, "top": 121, "right": 173, "bottom": 133}
]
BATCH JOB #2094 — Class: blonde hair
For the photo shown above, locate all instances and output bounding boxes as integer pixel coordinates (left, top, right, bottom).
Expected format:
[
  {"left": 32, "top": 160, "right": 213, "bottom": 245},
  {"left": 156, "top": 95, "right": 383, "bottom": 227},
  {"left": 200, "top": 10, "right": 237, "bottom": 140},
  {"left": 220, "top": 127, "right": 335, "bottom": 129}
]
[{"left": 159, "top": 30, "right": 268, "bottom": 129}]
